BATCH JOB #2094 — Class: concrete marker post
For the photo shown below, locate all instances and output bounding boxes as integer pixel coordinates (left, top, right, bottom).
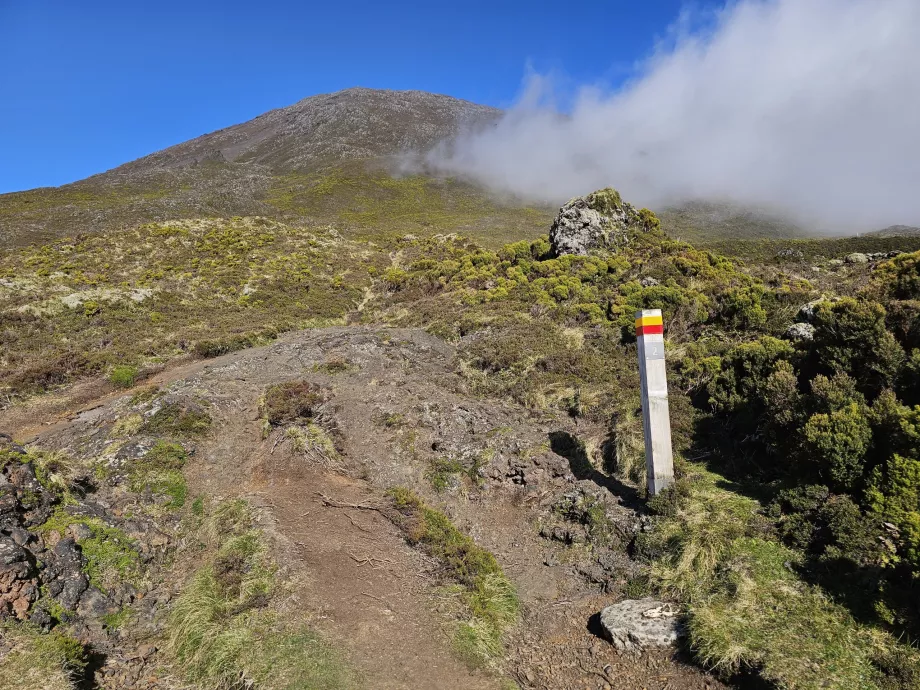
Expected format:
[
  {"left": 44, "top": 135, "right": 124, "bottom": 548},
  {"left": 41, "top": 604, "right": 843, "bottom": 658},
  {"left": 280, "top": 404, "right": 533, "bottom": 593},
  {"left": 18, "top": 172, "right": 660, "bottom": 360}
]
[{"left": 635, "top": 309, "right": 674, "bottom": 496}]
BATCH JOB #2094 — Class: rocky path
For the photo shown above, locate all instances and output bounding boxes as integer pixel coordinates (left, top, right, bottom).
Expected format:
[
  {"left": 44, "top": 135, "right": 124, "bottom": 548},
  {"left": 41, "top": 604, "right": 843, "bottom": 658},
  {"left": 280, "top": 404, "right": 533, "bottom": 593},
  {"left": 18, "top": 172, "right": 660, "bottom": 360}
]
[{"left": 2, "top": 326, "right": 728, "bottom": 690}]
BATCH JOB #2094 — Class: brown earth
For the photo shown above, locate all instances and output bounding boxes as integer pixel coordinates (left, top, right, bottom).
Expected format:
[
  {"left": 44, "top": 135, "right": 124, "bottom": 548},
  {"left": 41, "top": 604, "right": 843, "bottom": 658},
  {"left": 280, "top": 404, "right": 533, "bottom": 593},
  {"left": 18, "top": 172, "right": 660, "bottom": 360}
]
[{"left": 2, "top": 326, "right": 729, "bottom": 690}]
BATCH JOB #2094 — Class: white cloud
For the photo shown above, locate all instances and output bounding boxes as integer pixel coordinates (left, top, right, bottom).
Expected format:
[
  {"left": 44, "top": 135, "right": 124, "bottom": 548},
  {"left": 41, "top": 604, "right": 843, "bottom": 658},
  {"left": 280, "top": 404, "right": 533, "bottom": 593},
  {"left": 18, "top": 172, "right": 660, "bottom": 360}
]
[{"left": 429, "top": 0, "right": 920, "bottom": 232}]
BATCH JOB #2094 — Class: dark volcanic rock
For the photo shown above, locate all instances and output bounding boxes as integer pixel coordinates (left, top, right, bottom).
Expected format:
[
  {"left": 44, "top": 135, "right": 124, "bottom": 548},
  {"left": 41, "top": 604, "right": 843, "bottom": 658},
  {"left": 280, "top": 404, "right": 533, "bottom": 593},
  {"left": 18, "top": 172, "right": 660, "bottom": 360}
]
[{"left": 0, "top": 534, "right": 38, "bottom": 619}]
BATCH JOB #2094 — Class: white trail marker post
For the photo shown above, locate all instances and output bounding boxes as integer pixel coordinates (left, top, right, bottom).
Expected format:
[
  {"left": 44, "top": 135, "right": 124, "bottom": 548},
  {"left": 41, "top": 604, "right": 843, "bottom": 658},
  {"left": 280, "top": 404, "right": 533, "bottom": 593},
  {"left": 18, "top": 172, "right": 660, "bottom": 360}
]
[{"left": 635, "top": 309, "right": 674, "bottom": 496}]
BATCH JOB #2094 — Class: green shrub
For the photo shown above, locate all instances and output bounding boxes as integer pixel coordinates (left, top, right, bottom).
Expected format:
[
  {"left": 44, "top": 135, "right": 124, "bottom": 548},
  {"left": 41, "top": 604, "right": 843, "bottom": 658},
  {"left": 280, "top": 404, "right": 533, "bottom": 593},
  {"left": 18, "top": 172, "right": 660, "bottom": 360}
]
[
  {"left": 867, "top": 453, "right": 920, "bottom": 567},
  {"left": 874, "top": 251, "right": 920, "bottom": 300},
  {"left": 806, "top": 298, "right": 904, "bottom": 398},
  {"left": 708, "top": 336, "right": 795, "bottom": 416},
  {"left": 585, "top": 187, "right": 623, "bottom": 215},
  {"left": 109, "top": 365, "right": 139, "bottom": 389},
  {"left": 717, "top": 285, "right": 768, "bottom": 329},
  {"left": 803, "top": 402, "right": 872, "bottom": 493}
]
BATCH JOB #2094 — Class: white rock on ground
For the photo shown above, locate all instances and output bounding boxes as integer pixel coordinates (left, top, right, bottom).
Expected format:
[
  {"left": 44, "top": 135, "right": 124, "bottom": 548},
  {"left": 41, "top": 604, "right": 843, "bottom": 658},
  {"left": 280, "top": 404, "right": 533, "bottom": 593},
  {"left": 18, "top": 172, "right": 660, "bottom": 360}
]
[{"left": 599, "top": 598, "right": 682, "bottom": 652}]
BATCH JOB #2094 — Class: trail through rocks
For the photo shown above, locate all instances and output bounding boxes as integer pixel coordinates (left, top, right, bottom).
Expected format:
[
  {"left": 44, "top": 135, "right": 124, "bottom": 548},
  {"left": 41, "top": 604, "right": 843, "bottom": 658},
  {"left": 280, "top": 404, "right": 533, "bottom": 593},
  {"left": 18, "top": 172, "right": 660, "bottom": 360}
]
[{"left": 3, "top": 326, "right": 728, "bottom": 690}]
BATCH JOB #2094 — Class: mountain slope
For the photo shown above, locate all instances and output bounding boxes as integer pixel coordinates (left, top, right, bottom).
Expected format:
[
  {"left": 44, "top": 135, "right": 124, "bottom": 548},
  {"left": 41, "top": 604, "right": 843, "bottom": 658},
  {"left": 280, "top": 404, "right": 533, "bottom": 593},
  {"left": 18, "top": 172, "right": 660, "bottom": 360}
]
[
  {"left": 0, "top": 89, "right": 548, "bottom": 250},
  {"left": 108, "top": 87, "right": 500, "bottom": 177}
]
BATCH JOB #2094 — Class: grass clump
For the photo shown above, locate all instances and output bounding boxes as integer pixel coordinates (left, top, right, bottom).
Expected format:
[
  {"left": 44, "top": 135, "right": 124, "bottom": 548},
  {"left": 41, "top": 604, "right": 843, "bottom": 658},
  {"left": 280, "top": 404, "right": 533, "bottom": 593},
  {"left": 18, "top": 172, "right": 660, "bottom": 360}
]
[
  {"left": 168, "top": 499, "right": 354, "bottom": 689},
  {"left": 313, "top": 358, "right": 352, "bottom": 374},
  {"left": 101, "top": 607, "right": 132, "bottom": 630},
  {"left": 142, "top": 401, "right": 211, "bottom": 436},
  {"left": 37, "top": 509, "right": 141, "bottom": 590},
  {"left": 128, "top": 440, "right": 189, "bottom": 508},
  {"left": 0, "top": 622, "right": 87, "bottom": 690},
  {"left": 386, "top": 487, "right": 519, "bottom": 665},
  {"left": 26, "top": 450, "right": 77, "bottom": 498},
  {"left": 110, "top": 413, "right": 143, "bottom": 438},
  {"left": 129, "top": 385, "right": 162, "bottom": 405},
  {"left": 639, "top": 467, "right": 920, "bottom": 689},
  {"left": 261, "top": 380, "right": 326, "bottom": 426},
  {"left": 284, "top": 423, "right": 339, "bottom": 465},
  {"left": 427, "top": 456, "right": 464, "bottom": 492}
]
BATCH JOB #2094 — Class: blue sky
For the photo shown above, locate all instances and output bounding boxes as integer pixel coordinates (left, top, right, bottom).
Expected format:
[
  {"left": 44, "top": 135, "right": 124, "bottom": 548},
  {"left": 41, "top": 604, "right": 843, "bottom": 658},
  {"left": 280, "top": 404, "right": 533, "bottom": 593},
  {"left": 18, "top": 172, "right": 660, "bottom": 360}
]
[{"left": 0, "top": 0, "right": 705, "bottom": 193}]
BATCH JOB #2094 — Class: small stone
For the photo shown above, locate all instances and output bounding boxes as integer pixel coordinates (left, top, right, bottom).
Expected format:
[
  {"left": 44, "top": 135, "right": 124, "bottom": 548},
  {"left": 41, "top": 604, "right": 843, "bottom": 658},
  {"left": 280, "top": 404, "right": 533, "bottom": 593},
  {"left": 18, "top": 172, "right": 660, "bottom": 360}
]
[
  {"left": 7, "top": 527, "right": 32, "bottom": 547},
  {"left": 0, "top": 433, "right": 25, "bottom": 456},
  {"left": 68, "top": 523, "right": 93, "bottom": 543},
  {"left": 599, "top": 598, "right": 682, "bottom": 652},
  {"left": 78, "top": 587, "right": 114, "bottom": 618},
  {"left": 136, "top": 643, "right": 157, "bottom": 659}
]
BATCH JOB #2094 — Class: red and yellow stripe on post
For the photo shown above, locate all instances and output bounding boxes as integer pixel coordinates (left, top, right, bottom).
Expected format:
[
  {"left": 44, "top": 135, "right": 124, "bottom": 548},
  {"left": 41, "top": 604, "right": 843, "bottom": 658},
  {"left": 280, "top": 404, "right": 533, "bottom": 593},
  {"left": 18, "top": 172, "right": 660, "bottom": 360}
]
[{"left": 635, "top": 312, "right": 663, "bottom": 337}]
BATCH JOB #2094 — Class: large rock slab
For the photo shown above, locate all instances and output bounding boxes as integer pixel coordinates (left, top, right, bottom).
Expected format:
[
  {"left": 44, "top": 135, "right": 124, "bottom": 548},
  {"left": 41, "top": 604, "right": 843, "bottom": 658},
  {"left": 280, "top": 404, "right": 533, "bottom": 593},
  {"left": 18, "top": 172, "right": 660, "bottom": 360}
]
[
  {"left": 599, "top": 598, "right": 682, "bottom": 652},
  {"left": 549, "top": 188, "right": 655, "bottom": 257}
]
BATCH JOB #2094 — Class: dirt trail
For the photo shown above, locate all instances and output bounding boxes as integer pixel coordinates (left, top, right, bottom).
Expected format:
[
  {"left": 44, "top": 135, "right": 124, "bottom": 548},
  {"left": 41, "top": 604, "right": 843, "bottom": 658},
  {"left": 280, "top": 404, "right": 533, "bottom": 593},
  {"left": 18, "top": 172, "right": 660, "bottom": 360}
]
[{"left": 5, "top": 326, "right": 728, "bottom": 690}]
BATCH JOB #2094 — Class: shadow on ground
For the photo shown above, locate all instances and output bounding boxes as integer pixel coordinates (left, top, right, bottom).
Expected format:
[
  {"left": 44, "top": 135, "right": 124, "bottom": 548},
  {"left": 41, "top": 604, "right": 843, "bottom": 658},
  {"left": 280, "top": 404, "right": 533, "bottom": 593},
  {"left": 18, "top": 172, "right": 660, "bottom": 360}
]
[{"left": 549, "top": 430, "right": 644, "bottom": 511}]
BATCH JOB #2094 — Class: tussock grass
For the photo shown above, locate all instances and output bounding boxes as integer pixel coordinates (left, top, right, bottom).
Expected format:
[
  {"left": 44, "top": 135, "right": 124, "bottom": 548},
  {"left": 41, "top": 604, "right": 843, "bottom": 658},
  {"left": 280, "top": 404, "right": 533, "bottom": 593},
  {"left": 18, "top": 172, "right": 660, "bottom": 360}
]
[
  {"left": 386, "top": 487, "right": 519, "bottom": 666},
  {"left": 142, "top": 401, "right": 211, "bottom": 436},
  {"left": 168, "top": 498, "right": 355, "bottom": 690},
  {"left": 641, "top": 467, "right": 920, "bottom": 689},
  {"left": 0, "top": 622, "right": 86, "bottom": 690}
]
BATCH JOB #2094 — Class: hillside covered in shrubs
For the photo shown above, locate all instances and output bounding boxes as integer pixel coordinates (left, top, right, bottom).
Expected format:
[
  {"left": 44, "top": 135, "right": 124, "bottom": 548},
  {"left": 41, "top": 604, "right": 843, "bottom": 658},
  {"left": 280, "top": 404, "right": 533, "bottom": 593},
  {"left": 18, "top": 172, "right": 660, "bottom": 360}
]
[
  {"left": 3, "top": 184, "right": 920, "bottom": 689},
  {"left": 366, "top": 189, "right": 920, "bottom": 688}
]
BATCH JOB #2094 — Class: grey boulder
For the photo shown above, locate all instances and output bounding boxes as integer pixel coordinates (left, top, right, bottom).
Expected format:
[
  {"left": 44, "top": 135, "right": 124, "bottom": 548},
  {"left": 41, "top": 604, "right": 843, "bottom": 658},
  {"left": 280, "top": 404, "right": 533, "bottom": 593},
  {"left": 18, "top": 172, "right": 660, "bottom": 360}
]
[
  {"left": 599, "top": 598, "right": 682, "bottom": 652},
  {"left": 785, "top": 322, "right": 816, "bottom": 342},
  {"left": 549, "top": 188, "right": 651, "bottom": 257}
]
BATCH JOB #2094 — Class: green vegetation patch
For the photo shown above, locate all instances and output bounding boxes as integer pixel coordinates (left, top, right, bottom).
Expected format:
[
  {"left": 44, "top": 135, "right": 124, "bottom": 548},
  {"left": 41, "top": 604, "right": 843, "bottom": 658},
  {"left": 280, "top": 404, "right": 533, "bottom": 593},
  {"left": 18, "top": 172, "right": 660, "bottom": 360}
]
[
  {"left": 265, "top": 166, "right": 552, "bottom": 249},
  {"left": 168, "top": 499, "right": 355, "bottom": 689},
  {"left": 386, "top": 487, "right": 519, "bottom": 665},
  {"left": 427, "top": 456, "right": 465, "bottom": 493},
  {"left": 638, "top": 467, "right": 920, "bottom": 689},
  {"left": 0, "top": 217, "right": 380, "bottom": 398},
  {"left": 142, "top": 401, "right": 212, "bottom": 436},
  {"left": 37, "top": 509, "right": 142, "bottom": 590},
  {"left": 108, "top": 364, "right": 139, "bottom": 389},
  {"left": 128, "top": 440, "right": 189, "bottom": 508},
  {"left": 0, "top": 622, "right": 87, "bottom": 690}
]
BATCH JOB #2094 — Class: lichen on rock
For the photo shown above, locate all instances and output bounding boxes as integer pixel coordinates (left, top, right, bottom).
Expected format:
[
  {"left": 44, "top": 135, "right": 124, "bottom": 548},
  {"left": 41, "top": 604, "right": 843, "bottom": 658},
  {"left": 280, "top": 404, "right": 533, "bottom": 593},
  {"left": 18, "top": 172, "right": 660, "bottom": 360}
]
[
  {"left": 549, "top": 187, "right": 658, "bottom": 257},
  {"left": 599, "top": 598, "right": 682, "bottom": 652}
]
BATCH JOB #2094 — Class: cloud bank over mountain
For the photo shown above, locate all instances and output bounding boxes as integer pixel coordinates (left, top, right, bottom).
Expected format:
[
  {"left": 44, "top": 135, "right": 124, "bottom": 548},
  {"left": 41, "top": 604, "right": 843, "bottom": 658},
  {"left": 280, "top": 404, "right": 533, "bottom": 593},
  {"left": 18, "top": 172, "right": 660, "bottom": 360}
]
[{"left": 429, "top": 0, "right": 920, "bottom": 231}]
